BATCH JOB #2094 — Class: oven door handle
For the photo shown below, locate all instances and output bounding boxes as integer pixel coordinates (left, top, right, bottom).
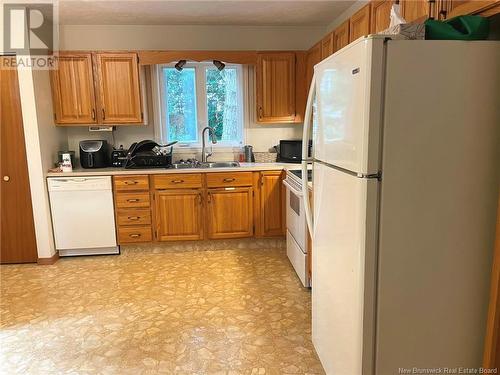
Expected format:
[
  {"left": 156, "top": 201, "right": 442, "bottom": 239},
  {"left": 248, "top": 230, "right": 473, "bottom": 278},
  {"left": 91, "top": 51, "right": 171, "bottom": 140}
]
[{"left": 282, "top": 179, "right": 303, "bottom": 197}]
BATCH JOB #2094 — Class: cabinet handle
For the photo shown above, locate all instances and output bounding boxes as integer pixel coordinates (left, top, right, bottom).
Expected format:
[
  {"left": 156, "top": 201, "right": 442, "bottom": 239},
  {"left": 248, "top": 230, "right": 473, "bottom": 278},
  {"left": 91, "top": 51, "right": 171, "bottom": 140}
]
[
  {"left": 91, "top": 108, "right": 96, "bottom": 121},
  {"left": 129, "top": 233, "right": 141, "bottom": 238},
  {"left": 102, "top": 108, "right": 106, "bottom": 120},
  {"left": 438, "top": 9, "right": 447, "bottom": 20},
  {"left": 127, "top": 198, "right": 139, "bottom": 203},
  {"left": 171, "top": 179, "right": 184, "bottom": 184},
  {"left": 125, "top": 181, "right": 138, "bottom": 185},
  {"left": 207, "top": 192, "right": 211, "bottom": 203},
  {"left": 197, "top": 194, "right": 203, "bottom": 205},
  {"left": 127, "top": 216, "right": 140, "bottom": 220},
  {"left": 258, "top": 106, "right": 263, "bottom": 119},
  {"left": 223, "top": 178, "right": 235, "bottom": 183}
]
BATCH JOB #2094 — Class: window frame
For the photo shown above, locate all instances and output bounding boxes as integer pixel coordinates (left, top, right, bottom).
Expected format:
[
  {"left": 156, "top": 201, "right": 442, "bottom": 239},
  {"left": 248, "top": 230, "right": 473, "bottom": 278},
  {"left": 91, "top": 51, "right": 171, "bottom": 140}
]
[{"left": 157, "top": 62, "right": 246, "bottom": 150}]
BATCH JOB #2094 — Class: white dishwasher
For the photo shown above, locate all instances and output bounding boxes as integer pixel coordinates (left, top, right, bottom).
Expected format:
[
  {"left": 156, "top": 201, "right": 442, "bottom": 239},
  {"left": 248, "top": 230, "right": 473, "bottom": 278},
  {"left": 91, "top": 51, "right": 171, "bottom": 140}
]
[{"left": 48, "top": 176, "right": 119, "bottom": 256}]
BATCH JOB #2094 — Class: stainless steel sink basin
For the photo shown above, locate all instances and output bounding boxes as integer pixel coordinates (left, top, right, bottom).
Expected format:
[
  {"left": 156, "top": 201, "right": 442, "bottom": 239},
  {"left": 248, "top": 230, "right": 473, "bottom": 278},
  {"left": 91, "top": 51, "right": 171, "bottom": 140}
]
[
  {"left": 201, "top": 162, "right": 240, "bottom": 168},
  {"left": 170, "top": 161, "right": 240, "bottom": 169}
]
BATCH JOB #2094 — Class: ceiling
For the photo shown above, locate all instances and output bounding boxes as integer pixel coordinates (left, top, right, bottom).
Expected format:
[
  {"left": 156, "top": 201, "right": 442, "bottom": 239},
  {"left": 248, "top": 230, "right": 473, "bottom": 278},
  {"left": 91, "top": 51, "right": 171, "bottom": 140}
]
[{"left": 58, "top": 0, "right": 353, "bottom": 26}]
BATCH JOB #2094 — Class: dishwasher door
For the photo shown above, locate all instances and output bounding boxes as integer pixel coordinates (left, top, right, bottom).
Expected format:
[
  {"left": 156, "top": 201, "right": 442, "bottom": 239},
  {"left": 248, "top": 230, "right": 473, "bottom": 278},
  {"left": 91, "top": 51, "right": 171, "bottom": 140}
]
[{"left": 48, "top": 177, "right": 118, "bottom": 254}]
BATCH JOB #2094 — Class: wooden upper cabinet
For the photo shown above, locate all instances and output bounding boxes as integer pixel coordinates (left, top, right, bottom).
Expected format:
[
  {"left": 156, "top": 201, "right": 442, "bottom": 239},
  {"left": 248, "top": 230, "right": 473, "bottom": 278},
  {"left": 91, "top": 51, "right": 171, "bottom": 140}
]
[
  {"left": 333, "top": 20, "right": 350, "bottom": 53},
  {"left": 259, "top": 171, "right": 285, "bottom": 237},
  {"left": 321, "top": 32, "right": 334, "bottom": 60},
  {"left": 206, "top": 187, "right": 253, "bottom": 239},
  {"left": 51, "top": 53, "right": 97, "bottom": 125},
  {"left": 154, "top": 189, "right": 204, "bottom": 241},
  {"left": 440, "top": 0, "right": 500, "bottom": 19},
  {"left": 370, "top": 0, "right": 394, "bottom": 33},
  {"left": 400, "top": 0, "right": 434, "bottom": 22},
  {"left": 95, "top": 52, "right": 142, "bottom": 124},
  {"left": 306, "top": 42, "right": 322, "bottom": 89},
  {"left": 349, "top": 4, "right": 372, "bottom": 42},
  {"left": 256, "top": 52, "right": 296, "bottom": 124}
]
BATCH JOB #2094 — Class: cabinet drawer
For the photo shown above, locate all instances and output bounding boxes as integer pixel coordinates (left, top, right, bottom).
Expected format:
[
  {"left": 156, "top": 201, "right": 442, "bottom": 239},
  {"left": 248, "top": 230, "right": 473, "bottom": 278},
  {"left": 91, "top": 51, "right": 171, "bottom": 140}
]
[
  {"left": 113, "top": 175, "right": 149, "bottom": 191},
  {"left": 116, "top": 209, "right": 151, "bottom": 226},
  {"left": 206, "top": 172, "right": 253, "bottom": 188},
  {"left": 118, "top": 226, "right": 152, "bottom": 243},
  {"left": 152, "top": 174, "right": 202, "bottom": 189},
  {"left": 115, "top": 192, "right": 150, "bottom": 208}
]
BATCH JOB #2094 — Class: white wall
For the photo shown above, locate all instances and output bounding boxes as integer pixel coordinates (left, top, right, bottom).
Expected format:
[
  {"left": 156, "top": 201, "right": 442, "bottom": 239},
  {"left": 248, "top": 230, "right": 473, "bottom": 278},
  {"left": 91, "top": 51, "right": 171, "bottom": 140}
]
[
  {"left": 60, "top": 25, "right": 325, "bottom": 51},
  {"left": 17, "top": 66, "right": 67, "bottom": 259}
]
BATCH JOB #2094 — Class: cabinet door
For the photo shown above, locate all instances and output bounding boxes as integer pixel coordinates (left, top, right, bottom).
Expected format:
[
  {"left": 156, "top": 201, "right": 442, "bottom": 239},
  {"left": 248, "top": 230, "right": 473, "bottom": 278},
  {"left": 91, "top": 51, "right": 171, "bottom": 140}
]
[
  {"left": 349, "top": 4, "right": 372, "bottom": 42},
  {"left": 256, "top": 52, "right": 296, "bottom": 123},
  {"left": 321, "top": 32, "right": 334, "bottom": 60},
  {"left": 333, "top": 20, "right": 350, "bottom": 53},
  {"left": 306, "top": 42, "right": 322, "bottom": 86},
  {"left": 440, "top": 0, "right": 499, "bottom": 19},
  {"left": 51, "top": 53, "right": 97, "bottom": 124},
  {"left": 155, "top": 189, "right": 203, "bottom": 241},
  {"left": 400, "top": 0, "right": 434, "bottom": 22},
  {"left": 370, "top": 0, "right": 394, "bottom": 33},
  {"left": 95, "top": 53, "right": 142, "bottom": 124},
  {"left": 260, "top": 171, "right": 285, "bottom": 237},
  {"left": 206, "top": 187, "right": 253, "bottom": 239}
]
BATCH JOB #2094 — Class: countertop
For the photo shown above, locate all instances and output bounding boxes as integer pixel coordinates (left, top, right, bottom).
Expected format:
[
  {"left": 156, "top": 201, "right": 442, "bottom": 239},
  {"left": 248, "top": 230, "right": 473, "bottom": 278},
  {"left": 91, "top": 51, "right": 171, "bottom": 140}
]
[{"left": 46, "top": 162, "right": 302, "bottom": 177}]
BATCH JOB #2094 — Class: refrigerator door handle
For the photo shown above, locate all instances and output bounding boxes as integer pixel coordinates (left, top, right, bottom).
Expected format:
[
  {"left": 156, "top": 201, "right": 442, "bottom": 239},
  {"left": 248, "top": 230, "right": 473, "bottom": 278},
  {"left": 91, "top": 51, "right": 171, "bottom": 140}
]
[{"left": 302, "top": 73, "right": 316, "bottom": 237}]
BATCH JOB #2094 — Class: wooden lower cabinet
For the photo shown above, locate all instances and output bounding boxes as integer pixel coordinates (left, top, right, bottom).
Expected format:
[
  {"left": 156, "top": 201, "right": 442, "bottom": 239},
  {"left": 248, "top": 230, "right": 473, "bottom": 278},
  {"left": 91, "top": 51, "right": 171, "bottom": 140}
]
[
  {"left": 206, "top": 187, "right": 253, "bottom": 239},
  {"left": 259, "top": 171, "right": 285, "bottom": 237},
  {"left": 154, "top": 189, "right": 204, "bottom": 241}
]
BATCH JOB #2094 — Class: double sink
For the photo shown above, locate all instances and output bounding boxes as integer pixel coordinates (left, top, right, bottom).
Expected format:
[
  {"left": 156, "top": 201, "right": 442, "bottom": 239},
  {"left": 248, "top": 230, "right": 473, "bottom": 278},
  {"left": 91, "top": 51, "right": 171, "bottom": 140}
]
[{"left": 170, "top": 161, "right": 241, "bottom": 169}]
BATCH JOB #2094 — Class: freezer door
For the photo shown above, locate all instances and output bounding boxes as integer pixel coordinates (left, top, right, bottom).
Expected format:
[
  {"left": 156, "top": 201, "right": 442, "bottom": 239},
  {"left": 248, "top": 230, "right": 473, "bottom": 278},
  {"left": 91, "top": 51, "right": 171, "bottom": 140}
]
[
  {"left": 314, "top": 37, "right": 385, "bottom": 175},
  {"left": 312, "top": 162, "right": 379, "bottom": 375}
]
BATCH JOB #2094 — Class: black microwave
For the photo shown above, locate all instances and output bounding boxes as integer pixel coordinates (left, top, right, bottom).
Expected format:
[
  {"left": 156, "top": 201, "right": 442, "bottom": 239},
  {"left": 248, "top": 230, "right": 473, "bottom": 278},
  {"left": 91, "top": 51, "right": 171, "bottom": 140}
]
[{"left": 277, "top": 140, "right": 312, "bottom": 163}]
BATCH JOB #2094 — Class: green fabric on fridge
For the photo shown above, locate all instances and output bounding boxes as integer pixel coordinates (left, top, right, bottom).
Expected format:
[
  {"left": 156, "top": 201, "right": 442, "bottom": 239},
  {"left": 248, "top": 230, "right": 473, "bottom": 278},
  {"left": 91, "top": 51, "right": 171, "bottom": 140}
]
[{"left": 425, "top": 15, "right": 490, "bottom": 40}]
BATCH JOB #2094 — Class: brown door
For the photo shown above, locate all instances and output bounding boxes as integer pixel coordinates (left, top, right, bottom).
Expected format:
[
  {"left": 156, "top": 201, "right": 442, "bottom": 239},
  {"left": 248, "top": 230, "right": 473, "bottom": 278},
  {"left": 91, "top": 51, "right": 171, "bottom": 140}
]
[
  {"left": 0, "top": 59, "right": 38, "bottom": 263},
  {"left": 206, "top": 187, "right": 253, "bottom": 239},
  {"left": 349, "top": 4, "right": 372, "bottom": 42},
  {"left": 259, "top": 171, "right": 285, "bottom": 237},
  {"left": 155, "top": 189, "right": 204, "bottom": 241},
  {"left": 333, "top": 20, "right": 350, "bottom": 53},
  {"left": 370, "top": 0, "right": 394, "bottom": 33},
  {"left": 50, "top": 53, "right": 97, "bottom": 125},
  {"left": 256, "top": 52, "right": 296, "bottom": 124},
  {"left": 95, "top": 52, "right": 143, "bottom": 124}
]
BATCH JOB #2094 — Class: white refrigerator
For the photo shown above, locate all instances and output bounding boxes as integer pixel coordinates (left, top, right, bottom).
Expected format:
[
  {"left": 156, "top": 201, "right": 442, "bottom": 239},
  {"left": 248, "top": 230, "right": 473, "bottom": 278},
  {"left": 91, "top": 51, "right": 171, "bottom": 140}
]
[{"left": 301, "top": 36, "right": 500, "bottom": 375}]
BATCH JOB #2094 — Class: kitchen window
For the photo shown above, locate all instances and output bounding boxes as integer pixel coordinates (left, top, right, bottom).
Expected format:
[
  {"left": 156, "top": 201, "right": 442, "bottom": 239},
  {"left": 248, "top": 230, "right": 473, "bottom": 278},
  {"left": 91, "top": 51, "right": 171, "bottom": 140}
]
[{"left": 157, "top": 62, "right": 245, "bottom": 148}]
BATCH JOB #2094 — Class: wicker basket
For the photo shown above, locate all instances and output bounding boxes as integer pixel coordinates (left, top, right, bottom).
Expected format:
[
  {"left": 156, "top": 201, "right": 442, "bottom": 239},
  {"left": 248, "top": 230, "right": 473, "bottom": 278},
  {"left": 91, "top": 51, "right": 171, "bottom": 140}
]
[{"left": 253, "top": 152, "right": 278, "bottom": 163}]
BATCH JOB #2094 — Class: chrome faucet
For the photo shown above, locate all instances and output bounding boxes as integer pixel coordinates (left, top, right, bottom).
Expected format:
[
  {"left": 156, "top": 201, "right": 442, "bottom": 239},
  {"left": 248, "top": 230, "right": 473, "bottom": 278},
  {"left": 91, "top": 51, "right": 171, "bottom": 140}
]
[{"left": 201, "top": 126, "right": 217, "bottom": 162}]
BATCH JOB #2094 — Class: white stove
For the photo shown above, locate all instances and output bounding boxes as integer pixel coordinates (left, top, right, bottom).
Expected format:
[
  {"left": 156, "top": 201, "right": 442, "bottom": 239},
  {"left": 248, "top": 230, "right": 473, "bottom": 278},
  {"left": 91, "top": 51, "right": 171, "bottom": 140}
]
[{"left": 283, "top": 168, "right": 311, "bottom": 287}]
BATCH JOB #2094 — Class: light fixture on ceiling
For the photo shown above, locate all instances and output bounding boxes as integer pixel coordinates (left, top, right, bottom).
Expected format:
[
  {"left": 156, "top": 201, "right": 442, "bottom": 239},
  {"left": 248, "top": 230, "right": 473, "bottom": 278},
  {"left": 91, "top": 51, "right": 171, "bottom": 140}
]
[
  {"left": 174, "top": 60, "right": 187, "bottom": 71},
  {"left": 213, "top": 60, "right": 225, "bottom": 71}
]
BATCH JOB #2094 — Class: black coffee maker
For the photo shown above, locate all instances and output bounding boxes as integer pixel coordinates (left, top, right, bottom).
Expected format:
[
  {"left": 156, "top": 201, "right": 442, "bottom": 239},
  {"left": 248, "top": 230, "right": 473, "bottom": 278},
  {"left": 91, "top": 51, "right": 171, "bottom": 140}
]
[{"left": 79, "top": 140, "right": 110, "bottom": 168}]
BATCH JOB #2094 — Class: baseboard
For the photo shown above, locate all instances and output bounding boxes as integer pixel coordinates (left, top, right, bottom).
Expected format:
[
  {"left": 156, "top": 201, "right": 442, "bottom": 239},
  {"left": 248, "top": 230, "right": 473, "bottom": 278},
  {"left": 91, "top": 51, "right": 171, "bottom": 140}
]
[{"left": 37, "top": 252, "right": 59, "bottom": 265}]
